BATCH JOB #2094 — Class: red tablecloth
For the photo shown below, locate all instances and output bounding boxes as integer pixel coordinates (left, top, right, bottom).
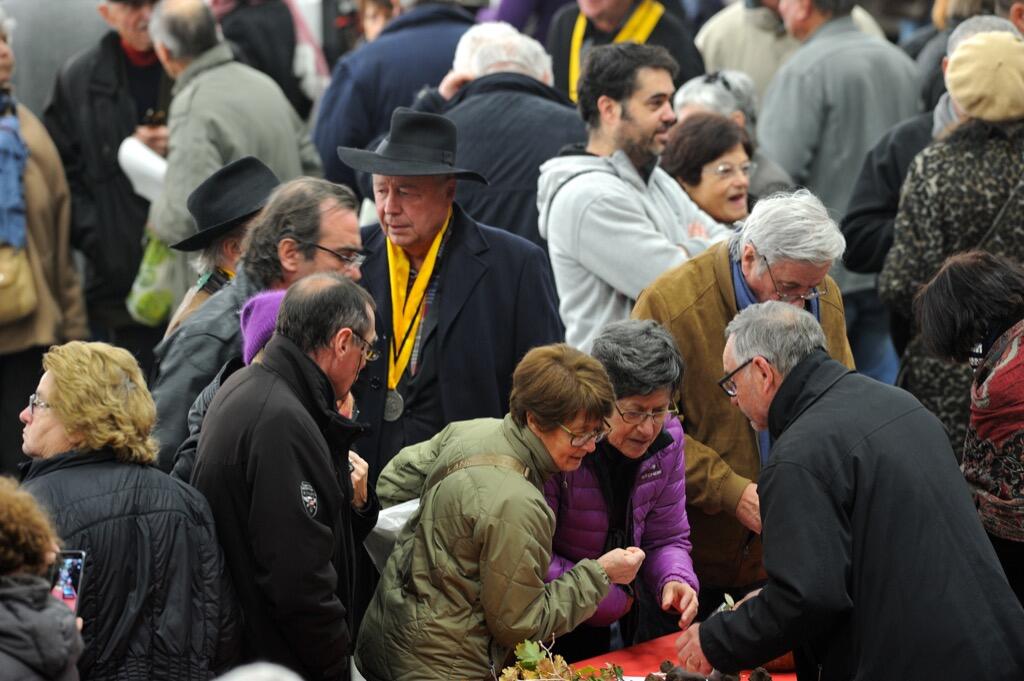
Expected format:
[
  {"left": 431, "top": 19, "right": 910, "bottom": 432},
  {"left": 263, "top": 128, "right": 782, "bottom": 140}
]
[{"left": 575, "top": 633, "right": 797, "bottom": 680}]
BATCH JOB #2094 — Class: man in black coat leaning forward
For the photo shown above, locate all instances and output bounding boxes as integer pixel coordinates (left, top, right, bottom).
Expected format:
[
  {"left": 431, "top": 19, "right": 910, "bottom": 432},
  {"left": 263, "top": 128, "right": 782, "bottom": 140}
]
[
  {"left": 677, "top": 301, "right": 1024, "bottom": 680},
  {"left": 192, "top": 273, "right": 380, "bottom": 681}
]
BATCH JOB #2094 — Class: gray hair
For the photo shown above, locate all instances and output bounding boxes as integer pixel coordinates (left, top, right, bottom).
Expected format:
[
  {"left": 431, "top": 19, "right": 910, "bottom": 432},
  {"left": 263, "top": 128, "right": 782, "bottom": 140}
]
[
  {"left": 452, "top": 22, "right": 552, "bottom": 84},
  {"left": 189, "top": 222, "right": 248, "bottom": 276},
  {"left": 673, "top": 70, "right": 759, "bottom": 142},
  {"left": 948, "top": 15, "right": 1021, "bottom": 56},
  {"left": 149, "top": 0, "right": 220, "bottom": 61},
  {"left": 728, "top": 189, "right": 846, "bottom": 270},
  {"left": 725, "top": 301, "right": 827, "bottom": 378},
  {"left": 591, "top": 320, "right": 684, "bottom": 398}
]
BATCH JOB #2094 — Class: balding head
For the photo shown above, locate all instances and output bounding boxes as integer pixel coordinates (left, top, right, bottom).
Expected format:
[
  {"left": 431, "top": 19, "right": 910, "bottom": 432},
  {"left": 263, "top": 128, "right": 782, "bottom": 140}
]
[{"left": 149, "top": 0, "right": 219, "bottom": 66}]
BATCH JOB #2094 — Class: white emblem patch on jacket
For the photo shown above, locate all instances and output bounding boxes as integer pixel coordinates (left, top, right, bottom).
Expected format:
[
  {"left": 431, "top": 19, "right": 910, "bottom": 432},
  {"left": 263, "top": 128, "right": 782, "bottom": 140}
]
[{"left": 300, "top": 481, "right": 318, "bottom": 517}]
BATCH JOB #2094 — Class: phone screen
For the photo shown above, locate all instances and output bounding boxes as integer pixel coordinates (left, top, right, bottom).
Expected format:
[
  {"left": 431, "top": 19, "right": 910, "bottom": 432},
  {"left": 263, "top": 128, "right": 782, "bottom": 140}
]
[{"left": 50, "top": 550, "right": 85, "bottom": 613}]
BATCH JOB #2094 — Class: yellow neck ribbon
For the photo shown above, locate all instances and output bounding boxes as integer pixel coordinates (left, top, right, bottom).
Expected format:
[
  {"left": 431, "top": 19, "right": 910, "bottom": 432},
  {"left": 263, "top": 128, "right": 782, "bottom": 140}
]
[
  {"left": 568, "top": 0, "right": 665, "bottom": 103},
  {"left": 385, "top": 207, "right": 452, "bottom": 390}
]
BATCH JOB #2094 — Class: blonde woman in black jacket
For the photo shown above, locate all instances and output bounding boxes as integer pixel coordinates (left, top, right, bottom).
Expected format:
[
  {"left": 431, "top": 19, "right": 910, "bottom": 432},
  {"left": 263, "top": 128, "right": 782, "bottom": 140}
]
[{"left": 18, "top": 341, "right": 239, "bottom": 681}]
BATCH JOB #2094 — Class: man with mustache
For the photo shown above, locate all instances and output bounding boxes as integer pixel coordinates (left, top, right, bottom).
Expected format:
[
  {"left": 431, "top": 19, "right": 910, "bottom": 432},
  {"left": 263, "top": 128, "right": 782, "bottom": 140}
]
[{"left": 537, "top": 42, "right": 728, "bottom": 351}]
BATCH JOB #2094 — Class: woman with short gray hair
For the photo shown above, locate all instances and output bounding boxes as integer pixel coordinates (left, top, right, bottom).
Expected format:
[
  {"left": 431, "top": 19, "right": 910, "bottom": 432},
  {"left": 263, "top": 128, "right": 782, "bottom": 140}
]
[{"left": 544, "top": 319, "right": 699, "bottom": 660}]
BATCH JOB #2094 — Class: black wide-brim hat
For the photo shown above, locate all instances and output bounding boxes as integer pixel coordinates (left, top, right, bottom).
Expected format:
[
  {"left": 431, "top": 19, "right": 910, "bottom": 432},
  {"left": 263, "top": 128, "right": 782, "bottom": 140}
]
[
  {"left": 171, "top": 156, "right": 280, "bottom": 252},
  {"left": 336, "top": 108, "right": 488, "bottom": 184}
]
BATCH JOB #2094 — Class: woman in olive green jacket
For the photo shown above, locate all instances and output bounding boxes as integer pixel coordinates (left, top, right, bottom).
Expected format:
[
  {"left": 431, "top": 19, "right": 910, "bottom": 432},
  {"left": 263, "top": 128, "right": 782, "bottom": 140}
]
[{"left": 356, "top": 344, "right": 647, "bottom": 681}]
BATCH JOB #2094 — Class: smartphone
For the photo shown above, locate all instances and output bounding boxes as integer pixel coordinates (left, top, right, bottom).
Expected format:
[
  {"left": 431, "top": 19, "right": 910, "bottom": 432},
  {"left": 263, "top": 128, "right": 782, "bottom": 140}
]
[{"left": 50, "top": 550, "right": 86, "bottom": 613}]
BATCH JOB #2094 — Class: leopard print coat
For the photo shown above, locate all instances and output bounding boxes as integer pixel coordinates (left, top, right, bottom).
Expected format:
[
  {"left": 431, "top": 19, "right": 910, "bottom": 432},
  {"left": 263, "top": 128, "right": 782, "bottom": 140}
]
[{"left": 879, "top": 121, "right": 1024, "bottom": 450}]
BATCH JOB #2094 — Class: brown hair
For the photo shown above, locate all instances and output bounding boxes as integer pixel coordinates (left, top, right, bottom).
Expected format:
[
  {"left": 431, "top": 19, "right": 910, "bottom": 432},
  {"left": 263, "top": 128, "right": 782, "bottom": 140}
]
[
  {"left": 0, "top": 477, "right": 60, "bottom": 576},
  {"left": 915, "top": 250, "right": 1024, "bottom": 361},
  {"left": 661, "top": 111, "right": 752, "bottom": 187},
  {"left": 43, "top": 341, "right": 158, "bottom": 464},
  {"left": 509, "top": 344, "right": 615, "bottom": 431}
]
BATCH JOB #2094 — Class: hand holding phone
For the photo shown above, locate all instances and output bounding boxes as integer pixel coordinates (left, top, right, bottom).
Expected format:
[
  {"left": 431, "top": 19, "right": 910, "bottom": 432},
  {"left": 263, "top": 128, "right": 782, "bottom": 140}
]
[{"left": 49, "top": 550, "right": 86, "bottom": 614}]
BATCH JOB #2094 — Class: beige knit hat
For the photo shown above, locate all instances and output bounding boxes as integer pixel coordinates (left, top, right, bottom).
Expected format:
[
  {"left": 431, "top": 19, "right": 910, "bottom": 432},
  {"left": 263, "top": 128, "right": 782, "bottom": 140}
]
[{"left": 946, "top": 31, "right": 1024, "bottom": 123}]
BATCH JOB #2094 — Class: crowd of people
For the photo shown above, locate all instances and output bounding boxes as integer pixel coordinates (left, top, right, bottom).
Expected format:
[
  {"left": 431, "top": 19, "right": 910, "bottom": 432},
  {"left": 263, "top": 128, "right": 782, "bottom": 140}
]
[{"left": 2, "top": 0, "right": 1024, "bottom": 680}]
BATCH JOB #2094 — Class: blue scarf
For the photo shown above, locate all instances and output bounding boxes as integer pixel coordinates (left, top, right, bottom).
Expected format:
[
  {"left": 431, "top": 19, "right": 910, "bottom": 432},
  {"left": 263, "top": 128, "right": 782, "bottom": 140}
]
[
  {"left": 0, "top": 90, "right": 27, "bottom": 249},
  {"left": 731, "top": 256, "right": 820, "bottom": 465}
]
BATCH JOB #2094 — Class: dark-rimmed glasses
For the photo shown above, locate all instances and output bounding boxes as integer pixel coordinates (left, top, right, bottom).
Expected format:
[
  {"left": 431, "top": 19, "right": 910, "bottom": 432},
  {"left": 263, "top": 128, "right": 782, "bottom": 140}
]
[
  {"left": 307, "top": 243, "right": 367, "bottom": 268},
  {"left": 614, "top": 403, "right": 679, "bottom": 425},
  {"left": 761, "top": 255, "right": 827, "bottom": 303},
  {"left": 558, "top": 420, "right": 611, "bottom": 448},
  {"left": 352, "top": 331, "right": 380, "bottom": 362},
  {"left": 718, "top": 358, "right": 754, "bottom": 397},
  {"left": 27, "top": 393, "right": 50, "bottom": 416}
]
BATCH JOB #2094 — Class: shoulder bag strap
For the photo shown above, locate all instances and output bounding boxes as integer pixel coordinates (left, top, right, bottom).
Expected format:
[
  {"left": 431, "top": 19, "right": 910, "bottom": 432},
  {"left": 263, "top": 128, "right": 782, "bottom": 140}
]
[
  {"left": 976, "top": 166, "right": 1024, "bottom": 251},
  {"left": 423, "top": 452, "right": 530, "bottom": 494}
]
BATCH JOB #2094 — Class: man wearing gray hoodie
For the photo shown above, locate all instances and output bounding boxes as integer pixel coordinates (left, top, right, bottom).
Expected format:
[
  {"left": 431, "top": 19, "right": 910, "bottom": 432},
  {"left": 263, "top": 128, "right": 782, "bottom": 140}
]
[{"left": 537, "top": 43, "right": 728, "bottom": 351}]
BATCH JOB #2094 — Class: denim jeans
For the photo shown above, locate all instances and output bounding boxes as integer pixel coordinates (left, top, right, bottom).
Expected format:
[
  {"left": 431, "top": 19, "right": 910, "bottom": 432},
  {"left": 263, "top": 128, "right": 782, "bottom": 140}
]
[{"left": 843, "top": 288, "right": 899, "bottom": 385}]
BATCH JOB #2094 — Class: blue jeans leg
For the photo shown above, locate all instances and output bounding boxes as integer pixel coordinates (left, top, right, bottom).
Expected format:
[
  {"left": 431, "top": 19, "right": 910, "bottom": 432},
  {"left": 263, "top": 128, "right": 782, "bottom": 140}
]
[{"left": 843, "top": 289, "right": 899, "bottom": 385}]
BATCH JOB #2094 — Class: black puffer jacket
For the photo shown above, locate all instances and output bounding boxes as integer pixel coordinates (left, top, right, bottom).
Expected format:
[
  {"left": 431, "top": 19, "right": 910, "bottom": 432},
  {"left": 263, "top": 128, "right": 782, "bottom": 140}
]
[
  {"left": 0, "top": 574, "right": 82, "bottom": 681},
  {"left": 20, "top": 451, "right": 240, "bottom": 681}
]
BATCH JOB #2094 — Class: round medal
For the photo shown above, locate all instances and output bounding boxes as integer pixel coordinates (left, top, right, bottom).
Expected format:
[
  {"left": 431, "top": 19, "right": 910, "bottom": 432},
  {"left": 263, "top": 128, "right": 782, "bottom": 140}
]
[{"left": 383, "top": 389, "right": 405, "bottom": 422}]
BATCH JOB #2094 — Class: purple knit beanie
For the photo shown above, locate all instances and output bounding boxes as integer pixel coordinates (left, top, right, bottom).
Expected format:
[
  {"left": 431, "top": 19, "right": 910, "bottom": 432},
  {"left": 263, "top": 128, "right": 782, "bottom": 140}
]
[{"left": 240, "top": 289, "right": 286, "bottom": 365}]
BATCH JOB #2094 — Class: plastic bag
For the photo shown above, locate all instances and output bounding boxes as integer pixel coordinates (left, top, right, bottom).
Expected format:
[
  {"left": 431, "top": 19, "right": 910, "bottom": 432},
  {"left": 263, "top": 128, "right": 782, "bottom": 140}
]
[{"left": 364, "top": 498, "right": 420, "bottom": 572}]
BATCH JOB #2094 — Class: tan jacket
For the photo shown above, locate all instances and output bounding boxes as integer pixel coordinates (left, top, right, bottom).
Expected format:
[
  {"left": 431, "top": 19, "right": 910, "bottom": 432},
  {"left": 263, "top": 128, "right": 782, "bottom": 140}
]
[
  {"left": 0, "top": 105, "right": 87, "bottom": 354},
  {"left": 633, "top": 241, "right": 853, "bottom": 588}
]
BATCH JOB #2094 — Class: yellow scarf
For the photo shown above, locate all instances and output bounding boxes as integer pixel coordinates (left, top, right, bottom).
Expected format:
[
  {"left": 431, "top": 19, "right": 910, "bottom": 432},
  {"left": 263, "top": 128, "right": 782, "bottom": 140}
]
[
  {"left": 385, "top": 207, "right": 452, "bottom": 390},
  {"left": 568, "top": 0, "right": 665, "bottom": 102}
]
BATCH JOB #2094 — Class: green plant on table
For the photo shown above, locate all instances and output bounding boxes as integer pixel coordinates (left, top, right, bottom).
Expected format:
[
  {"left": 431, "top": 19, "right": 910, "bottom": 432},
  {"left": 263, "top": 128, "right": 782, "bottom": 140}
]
[{"left": 498, "top": 640, "right": 625, "bottom": 680}]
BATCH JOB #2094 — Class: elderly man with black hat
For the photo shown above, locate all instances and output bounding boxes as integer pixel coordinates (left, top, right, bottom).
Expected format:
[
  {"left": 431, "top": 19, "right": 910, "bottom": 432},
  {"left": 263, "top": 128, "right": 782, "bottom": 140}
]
[
  {"left": 338, "top": 107, "right": 563, "bottom": 484},
  {"left": 163, "top": 156, "right": 279, "bottom": 337}
]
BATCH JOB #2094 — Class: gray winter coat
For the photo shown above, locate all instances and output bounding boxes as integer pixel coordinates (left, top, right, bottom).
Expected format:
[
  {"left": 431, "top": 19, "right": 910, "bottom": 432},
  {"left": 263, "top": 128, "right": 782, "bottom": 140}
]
[{"left": 0, "top": 575, "right": 82, "bottom": 681}]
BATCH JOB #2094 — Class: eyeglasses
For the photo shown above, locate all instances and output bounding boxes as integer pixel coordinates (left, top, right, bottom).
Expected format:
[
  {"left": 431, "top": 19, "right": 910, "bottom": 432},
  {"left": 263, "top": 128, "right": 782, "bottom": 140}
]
[
  {"left": 558, "top": 420, "right": 611, "bottom": 448},
  {"left": 352, "top": 331, "right": 380, "bottom": 362},
  {"left": 761, "top": 255, "right": 827, "bottom": 303},
  {"left": 307, "top": 243, "right": 367, "bottom": 268},
  {"left": 704, "top": 161, "right": 757, "bottom": 180},
  {"left": 717, "top": 357, "right": 754, "bottom": 397},
  {"left": 614, "top": 403, "right": 679, "bottom": 425},
  {"left": 27, "top": 393, "right": 51, "bottom": 416}
]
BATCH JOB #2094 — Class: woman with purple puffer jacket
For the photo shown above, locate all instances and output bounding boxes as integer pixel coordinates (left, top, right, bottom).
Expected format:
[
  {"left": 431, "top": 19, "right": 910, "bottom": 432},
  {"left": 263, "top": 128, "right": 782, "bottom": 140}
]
[{"left": 545, "top": 319, "right": 699, "bottom": 662}]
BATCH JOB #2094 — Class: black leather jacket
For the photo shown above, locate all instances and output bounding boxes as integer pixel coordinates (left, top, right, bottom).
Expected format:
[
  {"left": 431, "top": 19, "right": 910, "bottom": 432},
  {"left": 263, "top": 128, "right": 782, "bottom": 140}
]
[{"left": 151, "top": 270, "right": 261, "bottom": 472}]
